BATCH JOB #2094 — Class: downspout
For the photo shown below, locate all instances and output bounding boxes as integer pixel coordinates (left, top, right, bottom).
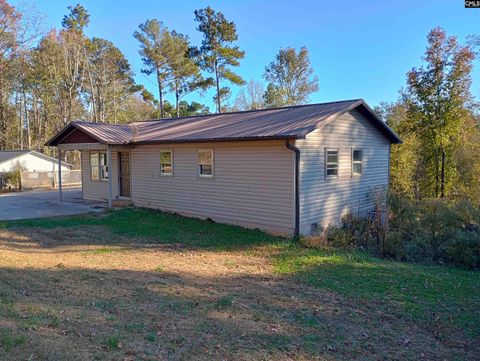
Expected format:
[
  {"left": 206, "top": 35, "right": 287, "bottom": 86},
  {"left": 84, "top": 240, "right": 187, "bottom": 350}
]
[{"left": 286, "top": 140, "right": 300, "bottom": 238}]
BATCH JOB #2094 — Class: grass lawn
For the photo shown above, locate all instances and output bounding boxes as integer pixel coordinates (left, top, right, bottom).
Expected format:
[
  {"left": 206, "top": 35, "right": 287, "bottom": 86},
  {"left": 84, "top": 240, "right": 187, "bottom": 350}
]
[{"left": 0, "top": 208, "right": 478, "bottom": 360}]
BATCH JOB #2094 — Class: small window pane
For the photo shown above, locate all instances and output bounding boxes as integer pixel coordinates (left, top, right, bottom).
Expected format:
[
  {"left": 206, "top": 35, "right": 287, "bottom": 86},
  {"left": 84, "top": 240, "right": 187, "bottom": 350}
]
[
  {"left": 90, "top": 153, "right": 99, "bottom": 181},
  {"left": 100, "top": 165, "right": 109, "bottom": 180},
  {"left": 200, "top": 164, "right": 212, "bottom": 176},
  {"left": 353, "top": 163, "right": 362, "bottom": 174},
  {"left": 327, "top": 154, "right": 338, "bottom": 163},
  {"left": 91, "top": 166, "right": 99, "bottom": 180},
  {"left": 353, "top": 150, "right": 362, "bottom": 162},
  {"left": 160, "top": 152, "right": 172, "bottom": 163},
  {"left": 326, "top": 168, "right": 338, "bottom": 176},
  {"left": 160, "top": 151, "right": 173, "bottom": 175},
  {"left": 198, "top": 150, "right": 213, "bottom": 177},
  {"left": 198, "top": 151, "right": 212, "bottom": 164},
  {"left": 90, "top": 153, "right": 98, "bottom": 166},
  {"left": 100, "top": 153, "right": 108, "bottom": 180}
]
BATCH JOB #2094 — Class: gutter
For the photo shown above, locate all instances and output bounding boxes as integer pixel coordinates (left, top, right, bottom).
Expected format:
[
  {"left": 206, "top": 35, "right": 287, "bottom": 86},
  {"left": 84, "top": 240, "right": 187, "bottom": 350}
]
[{"left": 286, "top": 140, "right": 300, "bottom": 238}]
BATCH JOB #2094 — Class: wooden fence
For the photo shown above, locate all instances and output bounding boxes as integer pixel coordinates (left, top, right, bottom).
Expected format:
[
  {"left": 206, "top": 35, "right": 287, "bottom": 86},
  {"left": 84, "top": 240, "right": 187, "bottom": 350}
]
[{"left": 20, "top": 170, "right": 82, "bottom": 189}]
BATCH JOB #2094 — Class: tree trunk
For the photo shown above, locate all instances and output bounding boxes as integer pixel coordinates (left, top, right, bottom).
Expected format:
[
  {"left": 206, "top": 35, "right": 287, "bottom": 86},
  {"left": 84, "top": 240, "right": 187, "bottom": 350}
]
[
  {"left": 156, "top": 67, "right": 164, "bottom": 118},
  {"left": 84, "top": 47, "right": 97, "bottom": 122},
  {"left": 22, "top": 86, "right": 31, "bottom": 149},
  {"left": 176, "top": 87, "right": 180, "bottom": 117},
  {"left": 214, "top": 59, "right": 221, "bottom": 113},
  {"left": 434, "top": 151, "right": 439, "bottom": 198},
  {"left": 0, "top": 69, "right": 5, "bottom": 150},
  {"left": 440, "top": 147, "right": 446, "bottom": 198}
]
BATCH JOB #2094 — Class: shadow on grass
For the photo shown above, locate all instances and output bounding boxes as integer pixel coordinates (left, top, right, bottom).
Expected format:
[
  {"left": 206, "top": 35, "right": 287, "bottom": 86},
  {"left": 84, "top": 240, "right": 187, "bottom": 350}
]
[
  {"left": 0, "top": 266, "right": 474, "bottom": 361},
  {"left": 274, "top": 246, "right": 480, "bottom": 339},
  {"left": 0, "top": 208, "right": 286, "bottom": 251}
]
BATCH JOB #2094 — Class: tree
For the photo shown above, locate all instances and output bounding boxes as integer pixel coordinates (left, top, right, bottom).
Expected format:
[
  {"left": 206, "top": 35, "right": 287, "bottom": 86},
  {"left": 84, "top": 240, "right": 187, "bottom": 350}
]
[
  {"left": 134, "top": 19, "right": 170, "bottom": 118},
  {"left": 164, "top": 31, "right": 211, "bottom": 117},
  {"left": 263, "top": 46, "right": 318, "bottom": 107},
  {"left": 177, "top": 100, "right": 209, "bottom": 116},
  {"left": 193, "top": 6, "right": 245, "bottom": 113},
  {"left": 234, "top": 79, "right": 264, "bottom": 111},
  {"left": 0, "top": 0, "right": 21, "bottom": 149},
  {"left": 375, "top": 102, "right": 420, "bottom": 198},
  {"left": 403, "top": 27, "right": 476, "bottom": 198},
  {"left": 86, "top": 37, "right": 135, "bottom": 122},
  {"left": 61, "top": 3, "right": 89, "bottom": 32}
]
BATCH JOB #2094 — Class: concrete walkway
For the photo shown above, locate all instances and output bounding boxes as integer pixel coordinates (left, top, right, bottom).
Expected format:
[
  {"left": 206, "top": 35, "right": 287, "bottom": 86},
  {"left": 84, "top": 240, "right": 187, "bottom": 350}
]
[{"left": 0, "top": 188, "right": 106, "bottom": 220}]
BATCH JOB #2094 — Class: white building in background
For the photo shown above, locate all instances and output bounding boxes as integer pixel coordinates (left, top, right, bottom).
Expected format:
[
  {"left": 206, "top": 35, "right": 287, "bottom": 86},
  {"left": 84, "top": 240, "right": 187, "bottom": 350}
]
[{"left": 0, "top": 150, "right": 72, "bottom": 173}]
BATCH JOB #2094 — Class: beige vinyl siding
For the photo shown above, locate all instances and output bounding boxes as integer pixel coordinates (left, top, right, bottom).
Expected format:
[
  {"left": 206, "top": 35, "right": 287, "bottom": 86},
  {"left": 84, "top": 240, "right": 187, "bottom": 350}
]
[
  {"left": 81, "top": 150, "right": 118, "bottom": 201},
  {"left": 130, "top": 140, "right": 295, "bottom": 235},
  {"left": 296, "top": 109, "right": 391, "bottom": 234}
]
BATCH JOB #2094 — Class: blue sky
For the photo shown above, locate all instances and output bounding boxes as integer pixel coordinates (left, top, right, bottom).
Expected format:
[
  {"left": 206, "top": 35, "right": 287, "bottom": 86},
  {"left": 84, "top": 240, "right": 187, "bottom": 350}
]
[{"left": 14, "top": 0, "right": 480, "bottom": 110}]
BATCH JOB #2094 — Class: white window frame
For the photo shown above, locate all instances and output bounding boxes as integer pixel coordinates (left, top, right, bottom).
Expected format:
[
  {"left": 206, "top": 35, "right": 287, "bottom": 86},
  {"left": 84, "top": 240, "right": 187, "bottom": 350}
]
[
  {"left": 325, "top": 148, "right": 339, "bottom": 179},
  {"left": 99, "top": 152, "right": 108, "bottom": 181},
  {"left": 90, "top": 152, "right": 99, "bottom": 181},
  {"left": 160, "top": 149, "right": 173, "bottom": 176},
  {"left": 90, "top": 151, "right": 108, "bottom": 182},
  {"left": 352, "top": 149, "right": 362, "bottom": 176},
  {"left": 198, "top": 149, "right": 214, "bottom": 178}
]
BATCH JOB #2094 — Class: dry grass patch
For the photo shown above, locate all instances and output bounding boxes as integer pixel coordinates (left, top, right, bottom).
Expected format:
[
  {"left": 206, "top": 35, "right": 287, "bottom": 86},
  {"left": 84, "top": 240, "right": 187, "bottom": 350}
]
[{"left": 0, "top": 209, "right": 478, "bottom": 360}]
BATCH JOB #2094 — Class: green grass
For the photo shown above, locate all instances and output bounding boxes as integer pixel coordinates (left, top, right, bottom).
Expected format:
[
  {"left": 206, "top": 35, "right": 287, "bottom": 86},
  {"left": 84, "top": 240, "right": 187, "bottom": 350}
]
[
  {"left": 1, "top": 208, "right": 479, "bottom": 359},
  {"left": 1, "top": 208, "right": 282, "bottom": 250},
  {"left": 0, "top": 330, "right": 26, "bottom": 351},
  {"left": 274, "top": 245, "right": 480, "bottom": 337},
  {"left": 104, "top": 334, "right": 120, "bottom": 350}
]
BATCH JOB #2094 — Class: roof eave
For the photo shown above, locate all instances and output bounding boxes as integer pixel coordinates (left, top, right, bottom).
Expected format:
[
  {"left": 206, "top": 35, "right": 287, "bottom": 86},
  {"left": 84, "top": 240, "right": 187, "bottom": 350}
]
[
  {"left": 131, "top": 135, "right": 299, "bottom": 145},
  {"left": 45, "top": 122, "right": 108, "bottom": 147}
]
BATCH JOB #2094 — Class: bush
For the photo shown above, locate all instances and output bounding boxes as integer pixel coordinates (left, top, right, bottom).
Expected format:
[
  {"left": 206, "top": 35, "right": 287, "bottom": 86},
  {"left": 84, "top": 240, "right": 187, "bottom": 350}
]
[
  {"left": 441, "top": 229, "right": 480, "bottom": 269},
  {"left": 305, "top": 194, "right": 480, "bottom": 269}
]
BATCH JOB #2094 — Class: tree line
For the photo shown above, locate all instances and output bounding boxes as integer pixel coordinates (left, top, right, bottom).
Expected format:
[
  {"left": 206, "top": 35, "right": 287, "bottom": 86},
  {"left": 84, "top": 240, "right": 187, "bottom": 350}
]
[
  {"left": 378, "top": 27, "right": 480, "bottom": 203},
  {"left": 0, "top": 1, "right": 319, "bottom": 156},
  {"left": 1, "top": 1, "right": 479, "bottom": 205}
]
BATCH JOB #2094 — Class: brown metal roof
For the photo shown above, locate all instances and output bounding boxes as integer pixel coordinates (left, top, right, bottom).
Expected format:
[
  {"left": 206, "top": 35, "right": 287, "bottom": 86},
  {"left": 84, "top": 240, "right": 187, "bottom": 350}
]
[{"left": 46, "top": 99, "right": 401, "bottom": 146}]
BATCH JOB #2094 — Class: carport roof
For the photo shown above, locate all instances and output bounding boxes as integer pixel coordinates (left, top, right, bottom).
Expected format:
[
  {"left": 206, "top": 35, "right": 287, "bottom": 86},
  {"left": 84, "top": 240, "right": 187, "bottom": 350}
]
[{"left": 46, "top": 99, "right": 401, "bottom": 146}]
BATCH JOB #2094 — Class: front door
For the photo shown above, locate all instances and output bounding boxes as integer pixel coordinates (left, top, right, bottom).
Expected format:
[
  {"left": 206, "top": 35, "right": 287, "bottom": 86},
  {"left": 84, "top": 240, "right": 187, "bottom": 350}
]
[{"left": 118, "top": 152, "right": 131, "bottom": 198}]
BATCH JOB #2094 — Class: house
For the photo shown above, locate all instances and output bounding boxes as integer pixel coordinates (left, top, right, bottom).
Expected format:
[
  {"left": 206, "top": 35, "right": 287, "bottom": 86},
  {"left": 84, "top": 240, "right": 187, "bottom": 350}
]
[
  {"left": 46, "top": 99, "right": 401, "bottom": 236},
  {"left": 0, "top": 150, "right": 72, "bottom": 173}
]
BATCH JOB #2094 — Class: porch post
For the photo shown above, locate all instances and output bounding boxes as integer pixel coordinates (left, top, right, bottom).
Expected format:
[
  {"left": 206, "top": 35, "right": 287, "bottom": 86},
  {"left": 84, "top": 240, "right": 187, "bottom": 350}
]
[
  {"left": 58, "top": 149, "right": 63, "bottom": 202},
  {"left": 107, "top": 145, "right": 113, "bottom": 208}
]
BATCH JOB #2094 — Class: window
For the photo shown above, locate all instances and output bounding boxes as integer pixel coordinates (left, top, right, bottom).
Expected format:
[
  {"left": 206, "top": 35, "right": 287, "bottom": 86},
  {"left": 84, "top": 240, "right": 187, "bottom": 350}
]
[
  {"left": 325, "top": 149, "right": 338, "bottom": 177},
  {"left": 90, "top": 153, "right": 99, "bottom": 181},
  {"left": 90, "top": 152, "right": 108, "bottom": 181},
  {"left": 99, "top": 153, "right": 108, "bottom": 180},
  {"left": 198, "top": 149, "right": 213, "bottom": 177},
  {"left": 352, "top": 149, "right": 362, "bottom": 176},
  {"left": 160, "top": 150, "right": 173, "bottom": 176}
]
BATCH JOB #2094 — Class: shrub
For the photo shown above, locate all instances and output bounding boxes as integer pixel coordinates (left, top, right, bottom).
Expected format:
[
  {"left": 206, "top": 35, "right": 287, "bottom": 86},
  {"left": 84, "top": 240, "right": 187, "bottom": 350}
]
[
  {"left": 305, "top": 193, "right": 480, "bottom": 269},
  {"left": 441, "top": 229, "right": 480, "bottom": 269}
]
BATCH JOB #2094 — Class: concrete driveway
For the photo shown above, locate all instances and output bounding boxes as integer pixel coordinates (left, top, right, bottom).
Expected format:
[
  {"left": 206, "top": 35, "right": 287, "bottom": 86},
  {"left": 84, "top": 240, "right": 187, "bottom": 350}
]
[{"left": 0, "top": 188, "right": 106, "bottom": 221}]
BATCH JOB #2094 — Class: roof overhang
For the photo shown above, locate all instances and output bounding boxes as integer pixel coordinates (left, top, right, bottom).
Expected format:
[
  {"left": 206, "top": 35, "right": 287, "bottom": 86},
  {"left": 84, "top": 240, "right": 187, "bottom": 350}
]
[
  {"left": 45, "top": 122, "right": 105, "bottom": 146},
  {"left": 131, "top": 134, "right": 299, "bottom": 145}
]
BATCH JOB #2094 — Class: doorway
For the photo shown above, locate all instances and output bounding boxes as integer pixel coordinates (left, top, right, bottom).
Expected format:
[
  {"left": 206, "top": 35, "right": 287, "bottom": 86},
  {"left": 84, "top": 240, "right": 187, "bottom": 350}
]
[{"left": 118, "top": 152, "right": 130, "bottom": 198}]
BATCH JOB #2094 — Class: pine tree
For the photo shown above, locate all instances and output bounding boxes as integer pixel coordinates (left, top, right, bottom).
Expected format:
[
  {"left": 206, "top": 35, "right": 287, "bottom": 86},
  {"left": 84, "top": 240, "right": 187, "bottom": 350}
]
[
  {"left": 193, "top": 6, "right": 245, "bottom": 113},
  {"left": 134, "top": 19, "right": 170, "bottom": 118}
]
